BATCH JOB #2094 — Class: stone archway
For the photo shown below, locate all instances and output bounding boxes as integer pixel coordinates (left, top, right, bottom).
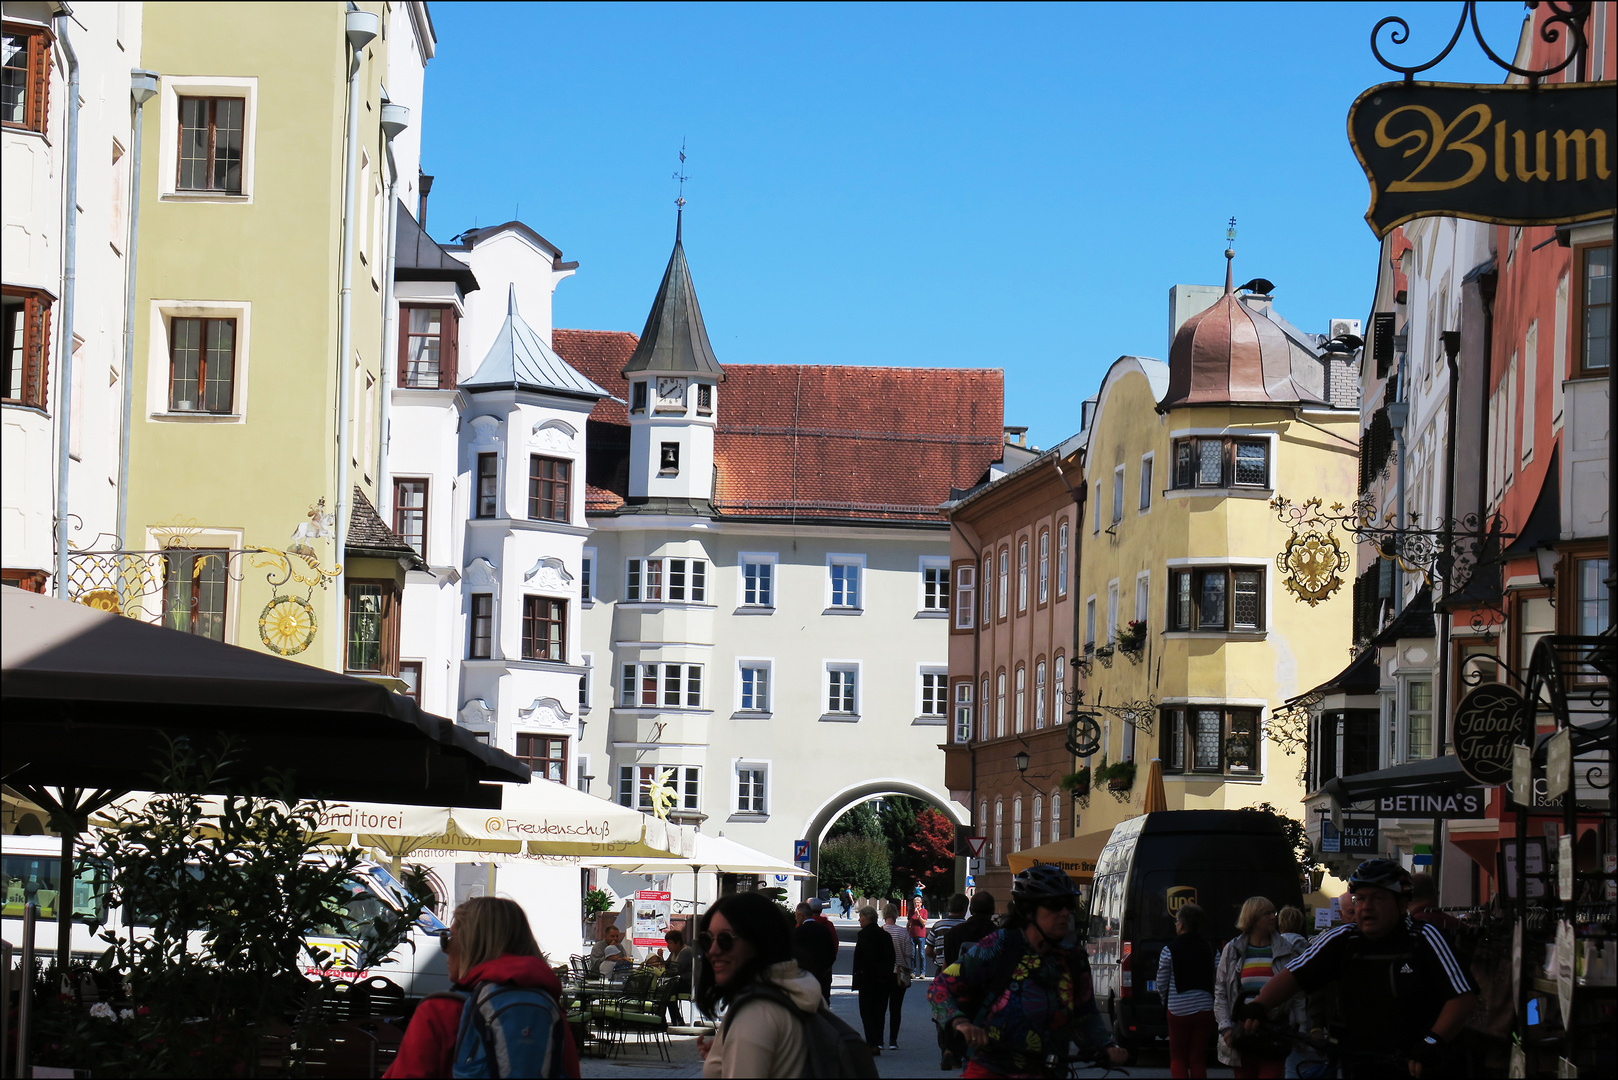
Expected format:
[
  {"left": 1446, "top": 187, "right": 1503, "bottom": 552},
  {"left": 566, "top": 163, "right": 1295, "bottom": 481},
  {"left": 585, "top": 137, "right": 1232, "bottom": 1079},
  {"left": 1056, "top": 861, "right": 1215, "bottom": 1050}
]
[{"left": 801, "top": 779, "right": 968, "bottom": 898}]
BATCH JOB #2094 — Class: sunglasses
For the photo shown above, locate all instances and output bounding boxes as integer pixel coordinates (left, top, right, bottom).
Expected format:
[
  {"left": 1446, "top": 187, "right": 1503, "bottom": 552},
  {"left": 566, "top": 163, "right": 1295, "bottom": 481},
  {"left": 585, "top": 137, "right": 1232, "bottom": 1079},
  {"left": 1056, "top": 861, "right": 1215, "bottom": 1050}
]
[
  {"left": 437, "top": 928, "right": 453, "bottom": 947},
  {"left": 698, "top": 930, "right": 739, "bottom": 954}
]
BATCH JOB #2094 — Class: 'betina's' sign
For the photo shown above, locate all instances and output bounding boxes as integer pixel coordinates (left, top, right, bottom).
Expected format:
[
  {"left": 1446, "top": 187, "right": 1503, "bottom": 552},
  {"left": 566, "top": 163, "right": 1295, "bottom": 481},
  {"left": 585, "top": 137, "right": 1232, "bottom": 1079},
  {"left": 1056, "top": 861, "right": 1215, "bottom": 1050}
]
[
  {"left": 1451, "top": 683, "right": 1530, "bottom": 786},
  {"left": 1348, "top": 81, "right": 1616, "bottom": 237}
]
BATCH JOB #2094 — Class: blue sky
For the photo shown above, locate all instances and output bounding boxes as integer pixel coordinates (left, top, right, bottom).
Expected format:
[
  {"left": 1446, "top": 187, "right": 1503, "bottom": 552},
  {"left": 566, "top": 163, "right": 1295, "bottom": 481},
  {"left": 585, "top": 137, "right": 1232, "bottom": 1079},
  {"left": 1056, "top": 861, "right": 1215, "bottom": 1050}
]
[{"left": 421, "top": 2, "right": 1527, "bottom": 449}]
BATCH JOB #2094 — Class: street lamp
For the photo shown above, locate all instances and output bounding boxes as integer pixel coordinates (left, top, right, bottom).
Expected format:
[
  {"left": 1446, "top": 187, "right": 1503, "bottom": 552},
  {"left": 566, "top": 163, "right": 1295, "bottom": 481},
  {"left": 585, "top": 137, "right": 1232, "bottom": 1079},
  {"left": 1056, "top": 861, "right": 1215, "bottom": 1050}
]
[{"left": 1014, "top": 750, "right": 1030, "bottom": 774}]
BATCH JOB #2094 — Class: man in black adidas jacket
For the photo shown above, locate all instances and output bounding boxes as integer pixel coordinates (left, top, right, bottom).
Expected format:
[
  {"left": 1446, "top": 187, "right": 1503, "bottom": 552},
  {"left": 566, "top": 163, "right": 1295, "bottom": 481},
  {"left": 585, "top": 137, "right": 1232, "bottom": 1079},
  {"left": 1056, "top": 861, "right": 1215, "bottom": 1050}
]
[{"left": 1239, "top": 859, "right": 1476, "bottom": 1078}]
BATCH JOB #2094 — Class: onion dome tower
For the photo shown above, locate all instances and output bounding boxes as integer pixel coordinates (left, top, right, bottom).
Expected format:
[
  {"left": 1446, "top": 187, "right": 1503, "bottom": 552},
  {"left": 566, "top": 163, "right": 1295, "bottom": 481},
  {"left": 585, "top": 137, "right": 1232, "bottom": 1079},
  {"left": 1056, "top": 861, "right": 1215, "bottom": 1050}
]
[{"left": 1158, "top": 247, "right": 1326, "bottom": 410}]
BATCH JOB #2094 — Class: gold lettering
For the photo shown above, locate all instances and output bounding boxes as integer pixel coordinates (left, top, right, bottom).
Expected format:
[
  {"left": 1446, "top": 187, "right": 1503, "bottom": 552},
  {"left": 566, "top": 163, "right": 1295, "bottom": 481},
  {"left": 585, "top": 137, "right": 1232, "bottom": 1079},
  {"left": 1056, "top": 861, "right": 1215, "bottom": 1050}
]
[
  {"left": 1495, "top": 121, "right": 1509, "bottom": 181},
  {"left": 1378, "top": 103, "right": 1492, "bottom": 192},
  {"left": 1555, "top": 128, "right": 1612, "bottom": 180},
  {"left": 1513, "top": 128, "right": 1551, "bottom": 181}
]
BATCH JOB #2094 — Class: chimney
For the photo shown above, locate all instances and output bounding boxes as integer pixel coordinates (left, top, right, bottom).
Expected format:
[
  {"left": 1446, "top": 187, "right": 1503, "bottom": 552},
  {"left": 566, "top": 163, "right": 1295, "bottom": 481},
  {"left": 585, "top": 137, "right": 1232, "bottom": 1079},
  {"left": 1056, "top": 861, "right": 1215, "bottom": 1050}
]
[
  {"left": 418, "top": 172, "right": 434, "bottom": 231},
  {"left": 1004, "top": 425, "right": 1028, "bottom": 448}
]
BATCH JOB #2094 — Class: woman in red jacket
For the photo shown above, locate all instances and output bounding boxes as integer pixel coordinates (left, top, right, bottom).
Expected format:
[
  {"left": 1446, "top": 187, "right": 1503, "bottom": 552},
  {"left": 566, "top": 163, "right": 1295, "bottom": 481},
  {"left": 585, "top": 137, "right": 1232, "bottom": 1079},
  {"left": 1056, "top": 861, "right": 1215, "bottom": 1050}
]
[{"left": 385, "top": 896, "right": 580, "bottom": 1078}]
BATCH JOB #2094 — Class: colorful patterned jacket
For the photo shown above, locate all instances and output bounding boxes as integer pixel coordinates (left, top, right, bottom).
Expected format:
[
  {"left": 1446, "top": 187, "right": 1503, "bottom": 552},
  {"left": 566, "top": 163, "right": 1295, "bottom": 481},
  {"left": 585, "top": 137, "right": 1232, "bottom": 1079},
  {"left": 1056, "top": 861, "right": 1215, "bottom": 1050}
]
[{"left": 928, "top": 927, "right": 1112, "bottom": 1077}]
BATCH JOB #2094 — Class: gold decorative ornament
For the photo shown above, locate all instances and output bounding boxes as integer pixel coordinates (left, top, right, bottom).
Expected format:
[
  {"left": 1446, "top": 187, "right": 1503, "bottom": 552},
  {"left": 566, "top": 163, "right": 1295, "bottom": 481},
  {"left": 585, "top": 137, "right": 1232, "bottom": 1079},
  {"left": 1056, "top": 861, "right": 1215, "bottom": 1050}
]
[
  {"left": 76, "top": 589, "right": 123, "bottom": 613},
  {"left": 1279, "top": 530, "right": 1347, "bottom": 606},
  {"left": 648, "top": 768, "right": 679, "bottom": 820},
  {"left": 259, "top": 594, "right": 317, "bottom": 655}
]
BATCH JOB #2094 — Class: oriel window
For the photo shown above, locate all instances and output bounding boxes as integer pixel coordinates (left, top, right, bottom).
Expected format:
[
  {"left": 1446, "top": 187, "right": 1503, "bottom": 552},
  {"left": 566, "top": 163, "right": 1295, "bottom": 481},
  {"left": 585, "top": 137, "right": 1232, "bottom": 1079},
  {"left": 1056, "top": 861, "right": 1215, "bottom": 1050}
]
[
  {"left": 177, "top": 96, "right": 244, "bottom": 194},
  {"left": 528, "top": 455, "right": 571, "bottom": 522},
  {"left": 168, "top": 317, "right": 236, "bottom": 413},
  {"left": 468, "top": 594, "right": 493, "bottom": 658},
  {"left": 1581, "top": 245, "right": 1611, "bottom": 374},
  {"left": 392, "top": 479, "right": 427, "bottom": 558},
  {"left": 1167, "top": 567, "right": 1264, "bottom": 631},
  {"left": 517, "top": 734, "right": 568, "bottom": 783},
  {"left": 1, "top": 288, "right": 50, "bottom": 409},
  {"left": 345, "top": 582, "right": 393, "bottom": 673},
  {"left": 475, "top": 453, "right": 498, "bottom": 518},
  {"left": 521, "top": 596, "right": 566, "bottom": 662},
  {"left": 399, "top": 305, "right": 457, "bottom": 389},
  {"left": 2, "top": 25, "right": 49, "bottom": 133},
  {"left": 1171, "top": 437, "right": 1269, "bottom": 490}
]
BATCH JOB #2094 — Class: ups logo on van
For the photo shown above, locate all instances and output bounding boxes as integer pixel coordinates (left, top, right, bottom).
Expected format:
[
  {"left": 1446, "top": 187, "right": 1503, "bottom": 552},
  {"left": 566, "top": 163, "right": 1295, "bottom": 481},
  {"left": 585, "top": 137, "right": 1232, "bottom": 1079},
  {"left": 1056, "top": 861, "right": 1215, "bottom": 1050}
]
[{"left": 1166, "top": 886, "right": 1198, "bottom": 914}]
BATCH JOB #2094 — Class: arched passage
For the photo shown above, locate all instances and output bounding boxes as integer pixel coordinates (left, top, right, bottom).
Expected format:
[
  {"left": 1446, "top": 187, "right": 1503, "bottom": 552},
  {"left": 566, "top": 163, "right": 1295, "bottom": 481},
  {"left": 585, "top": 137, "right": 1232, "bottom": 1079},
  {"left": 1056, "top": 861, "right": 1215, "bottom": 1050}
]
[{"left": 801, "top": 779, "right": 969, "bottom": 896}]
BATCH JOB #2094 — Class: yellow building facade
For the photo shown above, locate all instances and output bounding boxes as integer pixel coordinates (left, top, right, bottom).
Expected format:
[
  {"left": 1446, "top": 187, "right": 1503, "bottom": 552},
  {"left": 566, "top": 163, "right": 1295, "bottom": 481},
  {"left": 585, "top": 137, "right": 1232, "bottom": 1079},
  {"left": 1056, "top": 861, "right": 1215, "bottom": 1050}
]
[
  {"left": 108, "top": 2, "right": 413, "bottom": 676},
  {"left": 1069, "top": 261, "right": 1360, "bottom": 852}
]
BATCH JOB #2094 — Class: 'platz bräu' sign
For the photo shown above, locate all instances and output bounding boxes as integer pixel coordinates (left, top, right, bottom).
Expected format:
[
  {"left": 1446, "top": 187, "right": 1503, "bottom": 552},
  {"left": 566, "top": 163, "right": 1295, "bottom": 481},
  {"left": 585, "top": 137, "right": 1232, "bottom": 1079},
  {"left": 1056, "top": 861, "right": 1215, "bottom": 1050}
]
[{"left": 1347, "top": 81, "right": 1616, "bottom": 238}]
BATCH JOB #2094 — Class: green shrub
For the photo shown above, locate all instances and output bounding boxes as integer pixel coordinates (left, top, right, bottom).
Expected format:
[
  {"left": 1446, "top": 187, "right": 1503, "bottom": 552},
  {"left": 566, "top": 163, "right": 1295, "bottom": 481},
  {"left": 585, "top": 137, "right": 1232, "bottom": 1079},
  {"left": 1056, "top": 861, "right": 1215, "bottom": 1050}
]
[{"left": 817, "top": 835, "right": 890, "bottom": 898}]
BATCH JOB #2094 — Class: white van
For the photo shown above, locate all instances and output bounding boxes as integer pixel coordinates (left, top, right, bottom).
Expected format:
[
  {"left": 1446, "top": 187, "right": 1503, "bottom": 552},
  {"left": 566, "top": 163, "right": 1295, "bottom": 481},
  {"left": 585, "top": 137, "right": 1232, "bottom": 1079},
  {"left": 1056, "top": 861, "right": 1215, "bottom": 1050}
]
[
  {"left": 0, "top": 833, "right": 112, "bottom": 963},
  {"left": 1, "top": 832, "right": 451, "bottom": 997}
]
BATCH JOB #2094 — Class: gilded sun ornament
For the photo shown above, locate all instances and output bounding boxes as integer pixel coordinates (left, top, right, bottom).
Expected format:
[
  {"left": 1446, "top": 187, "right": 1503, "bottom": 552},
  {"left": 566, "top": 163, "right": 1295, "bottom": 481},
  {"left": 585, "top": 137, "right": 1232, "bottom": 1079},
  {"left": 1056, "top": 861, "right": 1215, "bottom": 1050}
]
[
  {"left": 1279, "top": 530, "right": 1348, "bottom": 606},
  {"left": 259, "top": 595, "right": 318, "bottom": 655}
]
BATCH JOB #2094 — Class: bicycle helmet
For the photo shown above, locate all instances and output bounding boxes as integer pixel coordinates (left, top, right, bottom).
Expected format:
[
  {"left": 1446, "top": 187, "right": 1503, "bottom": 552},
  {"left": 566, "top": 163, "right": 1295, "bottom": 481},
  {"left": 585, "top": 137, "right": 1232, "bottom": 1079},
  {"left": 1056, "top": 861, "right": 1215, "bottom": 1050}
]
[
  {"left": 1011, "top": 864, "right": 1077, "bottom": 903},
  {"left": 1347, "top": 858, "right": 1412, "bottom": 898}
]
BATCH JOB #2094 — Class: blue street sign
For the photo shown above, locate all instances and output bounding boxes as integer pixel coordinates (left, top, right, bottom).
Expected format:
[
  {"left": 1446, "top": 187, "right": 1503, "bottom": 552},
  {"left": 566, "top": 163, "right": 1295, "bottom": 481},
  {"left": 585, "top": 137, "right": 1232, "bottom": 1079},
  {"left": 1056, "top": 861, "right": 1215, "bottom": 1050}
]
[
  {"left": 966, "top": 875, "right": 976, "bottom": 887},
  {"left": 794, "top": 839, "right": 810, "bottom": 863}
]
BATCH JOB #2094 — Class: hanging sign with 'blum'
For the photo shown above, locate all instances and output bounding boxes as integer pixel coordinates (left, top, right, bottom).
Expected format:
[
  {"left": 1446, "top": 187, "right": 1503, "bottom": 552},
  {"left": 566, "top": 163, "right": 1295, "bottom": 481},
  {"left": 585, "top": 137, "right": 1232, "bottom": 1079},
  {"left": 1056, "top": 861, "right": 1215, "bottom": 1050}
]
[{"left": 1347, "top": 81, "right": 1617, "bottom": 238}]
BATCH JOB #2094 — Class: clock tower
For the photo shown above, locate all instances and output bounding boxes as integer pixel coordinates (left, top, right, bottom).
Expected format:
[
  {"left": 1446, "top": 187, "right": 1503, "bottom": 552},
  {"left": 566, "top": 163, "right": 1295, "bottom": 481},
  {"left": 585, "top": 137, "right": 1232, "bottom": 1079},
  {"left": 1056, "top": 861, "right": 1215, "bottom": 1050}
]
[{"left": 622, "top": 215, "right": 725, "bottom": 507}]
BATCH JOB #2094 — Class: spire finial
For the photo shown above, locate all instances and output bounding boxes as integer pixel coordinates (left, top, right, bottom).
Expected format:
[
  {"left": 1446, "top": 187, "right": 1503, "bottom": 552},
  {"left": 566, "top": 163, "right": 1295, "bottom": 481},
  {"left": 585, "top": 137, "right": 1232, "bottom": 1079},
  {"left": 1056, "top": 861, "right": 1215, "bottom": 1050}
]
[
  {"left": 507, "top": 282, "right": 518, "bottom": 316},
  {"left": 673, "top": 138, "right": 689, "bottom": 242},
  {"left": 1224, "top": 216, "right": 1237, "bottom": 294}
]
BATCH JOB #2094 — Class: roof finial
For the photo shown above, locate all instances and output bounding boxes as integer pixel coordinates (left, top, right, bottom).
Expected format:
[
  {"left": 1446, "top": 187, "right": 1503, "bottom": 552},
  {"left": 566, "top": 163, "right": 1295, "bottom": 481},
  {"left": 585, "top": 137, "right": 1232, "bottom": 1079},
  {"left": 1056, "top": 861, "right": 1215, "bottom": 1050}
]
[
  {"left": 673, "top": 138, "right": 689, "bottom": 242},
  {"left": 507, "top": 282, "right": 518, "bottom": 317},
  {"left": 1224, "top": 216, "right": 1237, "bottom": 294}
]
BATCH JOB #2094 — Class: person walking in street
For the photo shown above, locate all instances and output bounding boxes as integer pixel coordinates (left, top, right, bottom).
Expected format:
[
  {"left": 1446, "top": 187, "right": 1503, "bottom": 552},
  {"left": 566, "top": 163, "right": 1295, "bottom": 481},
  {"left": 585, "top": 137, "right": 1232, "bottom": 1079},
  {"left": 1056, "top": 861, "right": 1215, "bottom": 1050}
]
[
  {"left": 840, "top": 888, "right": 853, "bottom": 918},
  {"left": 942, "top": 890, "right": 997, "bottom": 969},
  {"left": 793, "top": 901, "right": 837, "bottom": 1003},
  {"left": 852, "top": 907, "right": 897, "bottom": 1056},
  {"left": 881, "top": 902, "right": 914, "bottom": 1050},
  {"left": 1239, "top": 861, "right": 1477, "bottom": 1079},
  {"left": 927, "top": 894, "right": 970, "bottom": 1070},
  {"left": 1156, "top": 902, "right": 1217, "bottom": 1079},
  {"left": 385, "top": 896, "right": 579, "bottom": 1078},
  {"left": 1215, "top": 896, "right": 1305, "bottom": 1079},
  {"left": 694, "top": 891, "right": 826, "bottom": 1078},
  {"left": 907, "top": 897, "right": 930, "bottom": 976},
  {"left": 930, "top": 866, "right": 1126, "bottom": 1078},
  {"left": 926, "top": 894, "right": 969, "bottom": 977}
]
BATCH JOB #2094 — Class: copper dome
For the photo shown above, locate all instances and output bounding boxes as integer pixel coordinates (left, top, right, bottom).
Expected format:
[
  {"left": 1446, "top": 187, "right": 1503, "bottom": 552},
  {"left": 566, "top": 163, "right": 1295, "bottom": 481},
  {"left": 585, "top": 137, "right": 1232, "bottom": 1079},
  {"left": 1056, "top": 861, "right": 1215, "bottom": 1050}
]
[{"left": 1158, "top": 253, "right": 1323, "bottom": 410}]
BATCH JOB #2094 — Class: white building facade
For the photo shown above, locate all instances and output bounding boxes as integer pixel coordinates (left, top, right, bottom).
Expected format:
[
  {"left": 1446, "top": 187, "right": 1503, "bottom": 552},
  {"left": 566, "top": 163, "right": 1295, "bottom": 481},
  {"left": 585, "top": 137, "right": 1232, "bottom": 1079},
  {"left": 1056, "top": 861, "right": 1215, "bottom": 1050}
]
[{"left": 3, "top": 3, "right": 142, "bottom": 591}]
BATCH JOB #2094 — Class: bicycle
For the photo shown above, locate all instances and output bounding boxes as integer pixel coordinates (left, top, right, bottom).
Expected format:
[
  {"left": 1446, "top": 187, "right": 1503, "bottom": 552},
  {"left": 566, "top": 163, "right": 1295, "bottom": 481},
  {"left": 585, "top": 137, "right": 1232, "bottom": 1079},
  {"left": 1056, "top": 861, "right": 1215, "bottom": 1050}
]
[
  {"left": 1038, "top": 1045, "right": 1134, "bottom": 1079},
  {"left": 1250, "top": 1022, "right": 1419, "bottom": 1079}
]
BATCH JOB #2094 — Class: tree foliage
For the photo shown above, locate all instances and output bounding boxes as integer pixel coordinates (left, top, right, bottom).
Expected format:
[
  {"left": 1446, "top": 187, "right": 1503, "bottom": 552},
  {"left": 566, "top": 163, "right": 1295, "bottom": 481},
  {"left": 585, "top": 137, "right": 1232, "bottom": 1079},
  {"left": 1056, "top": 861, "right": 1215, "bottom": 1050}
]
[
  {"left": 817, "top": 835, "right": 891, "bottom": 899},
  {"left": 906, "top": 808, "right": 957, "bottom": 897},
  {"left": 825, "top": 801, "right": 883, "bottom": 843},
  {"left": 34, "top": 738, "right": 428, "bottom": 1077}
]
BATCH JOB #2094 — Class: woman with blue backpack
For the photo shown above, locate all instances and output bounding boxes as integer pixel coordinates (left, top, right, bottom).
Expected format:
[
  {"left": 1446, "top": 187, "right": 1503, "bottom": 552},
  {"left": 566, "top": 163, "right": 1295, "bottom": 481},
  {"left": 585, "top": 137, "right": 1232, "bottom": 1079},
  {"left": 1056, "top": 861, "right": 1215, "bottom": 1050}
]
[{"left": 385, "top": 896, "right": 580, "bottom": 1079}]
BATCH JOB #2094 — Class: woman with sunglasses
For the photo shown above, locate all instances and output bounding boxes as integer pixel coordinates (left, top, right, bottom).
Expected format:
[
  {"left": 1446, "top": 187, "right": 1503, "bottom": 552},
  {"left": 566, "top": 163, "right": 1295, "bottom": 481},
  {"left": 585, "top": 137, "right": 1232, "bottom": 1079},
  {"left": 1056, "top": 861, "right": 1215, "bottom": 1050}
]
[
  {"left": 929, "top": 865, "right": 1126, "bottom": 1079},
  {"left": 694, "top": 891, "right": 826, "bottom": 1077},
  {"left": 385, "top": 896, "right": 580, "bottom": 1078}
]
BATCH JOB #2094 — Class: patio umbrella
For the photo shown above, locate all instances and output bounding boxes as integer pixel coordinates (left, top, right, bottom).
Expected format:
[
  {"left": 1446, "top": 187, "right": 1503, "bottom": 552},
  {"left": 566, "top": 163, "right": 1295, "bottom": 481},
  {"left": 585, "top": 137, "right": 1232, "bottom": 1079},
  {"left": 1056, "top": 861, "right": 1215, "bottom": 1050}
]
[
  {"left": 1, "top": 590, "right": 528, "bottom": 806},
  {"left": 3, "top": 588, "right": 529, "bottom": 970},
  {"left": 1006, "top": 830, "right": 1110, "bottom": 882},
  {"left": 1140, "top": 758, "right": 1169, "bottom": 814}
]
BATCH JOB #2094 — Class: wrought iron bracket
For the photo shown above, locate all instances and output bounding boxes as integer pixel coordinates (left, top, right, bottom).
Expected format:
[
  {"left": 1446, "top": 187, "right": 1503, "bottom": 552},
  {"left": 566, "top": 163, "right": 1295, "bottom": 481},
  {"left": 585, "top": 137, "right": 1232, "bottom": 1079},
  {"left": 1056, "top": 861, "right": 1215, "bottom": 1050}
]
[{"left": 1371, "top": 1, "right": 1590, "bottom": 86}]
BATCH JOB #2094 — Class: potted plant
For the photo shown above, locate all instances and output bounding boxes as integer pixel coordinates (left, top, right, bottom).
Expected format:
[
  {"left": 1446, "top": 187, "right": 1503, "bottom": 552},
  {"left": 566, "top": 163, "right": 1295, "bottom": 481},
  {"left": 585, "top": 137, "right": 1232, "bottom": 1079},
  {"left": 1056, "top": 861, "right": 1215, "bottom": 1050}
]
[
  {"left": 583, "top": 887, "right": 614, "bottom": 937},
  {"left": 1118, "top": 620, "right": 1147, "bottom": 651},
  {"left": 1060, "top": 765, "right": 1092, "bottom": 798},
  {"left": 1095, "top": 757, "right": 1136, "bottom": 791}
]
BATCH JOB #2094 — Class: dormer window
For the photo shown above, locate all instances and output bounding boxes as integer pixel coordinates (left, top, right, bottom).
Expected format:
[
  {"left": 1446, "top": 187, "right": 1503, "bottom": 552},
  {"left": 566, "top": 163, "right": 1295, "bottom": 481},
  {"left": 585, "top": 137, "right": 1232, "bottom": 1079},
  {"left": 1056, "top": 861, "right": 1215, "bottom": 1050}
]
[
  {"left": 630, "top": 381, "right": 648, "bottom": 414},
  {"left": 660, "top": 442, "right": 680, "bottom": 476},
  {"left": 696, "top": 383, "right": 713, "bottom": 416}
]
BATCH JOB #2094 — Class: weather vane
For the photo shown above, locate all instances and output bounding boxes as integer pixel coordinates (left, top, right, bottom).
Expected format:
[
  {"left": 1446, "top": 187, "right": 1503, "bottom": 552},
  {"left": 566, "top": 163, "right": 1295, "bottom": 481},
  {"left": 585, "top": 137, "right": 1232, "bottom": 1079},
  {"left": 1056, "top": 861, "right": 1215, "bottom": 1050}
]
[{"left": 673, "top": 139, "right": 689, "bottom": 214}]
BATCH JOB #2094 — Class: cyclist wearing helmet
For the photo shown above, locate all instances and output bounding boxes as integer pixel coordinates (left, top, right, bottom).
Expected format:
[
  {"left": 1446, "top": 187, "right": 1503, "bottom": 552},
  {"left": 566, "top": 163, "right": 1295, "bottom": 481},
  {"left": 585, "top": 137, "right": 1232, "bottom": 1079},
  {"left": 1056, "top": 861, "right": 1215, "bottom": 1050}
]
[
  {"left": 928, "top": 865, "right": 1127, "bottom": 1078},
  {"left": 1238, "top": 859, "right": 1475, "bottom": 1078}
]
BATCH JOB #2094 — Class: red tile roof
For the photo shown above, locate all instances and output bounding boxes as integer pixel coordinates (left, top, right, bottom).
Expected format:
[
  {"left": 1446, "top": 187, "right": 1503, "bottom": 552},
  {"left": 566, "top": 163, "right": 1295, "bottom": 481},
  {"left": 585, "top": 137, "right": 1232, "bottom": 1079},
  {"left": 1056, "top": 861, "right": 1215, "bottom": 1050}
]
[{"left": 552, "top": 329, "right": 1004, "bottom": 523}]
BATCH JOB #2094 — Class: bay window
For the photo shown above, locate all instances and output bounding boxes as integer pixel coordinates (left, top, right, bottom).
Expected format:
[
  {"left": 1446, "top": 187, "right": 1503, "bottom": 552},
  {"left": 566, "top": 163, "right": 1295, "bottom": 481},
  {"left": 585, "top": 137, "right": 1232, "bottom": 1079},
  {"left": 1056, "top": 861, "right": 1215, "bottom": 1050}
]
[
  {"left": 619, "top": 662, "right": 705, "bottom": 709},
  {"left": 1167, "top": 567, "right": 1264, "bottom": 631},
  {"left": 1171, "top": 436, "right": 1270, "bottom": 489},
  {"left": 1161, "top": 706, "right": 1262, "bottom": 775}
]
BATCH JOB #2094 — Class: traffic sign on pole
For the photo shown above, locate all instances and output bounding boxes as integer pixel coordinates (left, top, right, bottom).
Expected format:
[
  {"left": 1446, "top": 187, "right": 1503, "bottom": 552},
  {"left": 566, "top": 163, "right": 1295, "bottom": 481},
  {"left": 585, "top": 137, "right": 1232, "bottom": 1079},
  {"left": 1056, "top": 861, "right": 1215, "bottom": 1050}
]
[
  {"left": 966, "top": 836, "right": 987, "bottom": 858},
  {"left": 794, "top": 839, "right": 810, "bottom": 863}
]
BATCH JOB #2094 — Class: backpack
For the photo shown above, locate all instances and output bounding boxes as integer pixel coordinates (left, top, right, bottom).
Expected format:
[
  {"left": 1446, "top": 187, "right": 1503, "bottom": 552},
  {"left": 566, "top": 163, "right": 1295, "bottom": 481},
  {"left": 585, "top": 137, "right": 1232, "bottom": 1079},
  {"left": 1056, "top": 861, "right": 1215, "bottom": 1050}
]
[
  {"left": 437, "top": 980, "right": 565, "bottom": 1079},
  {"left": 724, "top": 982, "right": 879, "bottom": 1079}
]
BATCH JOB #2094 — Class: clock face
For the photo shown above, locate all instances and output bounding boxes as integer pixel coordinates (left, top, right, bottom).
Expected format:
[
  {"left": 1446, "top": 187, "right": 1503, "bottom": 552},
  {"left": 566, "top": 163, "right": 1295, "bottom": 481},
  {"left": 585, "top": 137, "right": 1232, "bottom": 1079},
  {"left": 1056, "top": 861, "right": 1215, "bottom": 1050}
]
[{"left": 655, "top": 378, "right": 687, "bottom": 411}]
